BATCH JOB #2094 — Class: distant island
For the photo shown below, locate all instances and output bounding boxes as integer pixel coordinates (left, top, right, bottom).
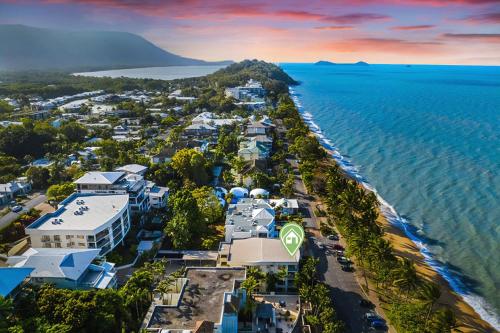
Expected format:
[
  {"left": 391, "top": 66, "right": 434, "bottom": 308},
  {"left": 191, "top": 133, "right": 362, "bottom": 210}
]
[
  {"left": 314, "top": 60, "right": 369, "bottom": 66},
  {"left": 0, "top": 24, "right": 233, "bottom": 71}
]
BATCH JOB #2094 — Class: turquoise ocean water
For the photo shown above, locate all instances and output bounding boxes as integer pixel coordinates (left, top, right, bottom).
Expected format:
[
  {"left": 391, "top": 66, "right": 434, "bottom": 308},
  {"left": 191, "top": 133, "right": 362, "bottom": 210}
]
[{"left": 281, "top": 63, "right": 500, "bottom": 329}]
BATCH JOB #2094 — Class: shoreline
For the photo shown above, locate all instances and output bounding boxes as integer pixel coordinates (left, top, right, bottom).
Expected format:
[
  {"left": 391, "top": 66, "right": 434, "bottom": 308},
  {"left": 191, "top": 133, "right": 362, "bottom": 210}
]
[{"left": 289, "top": 88, "right": 498, "bottom": 332}]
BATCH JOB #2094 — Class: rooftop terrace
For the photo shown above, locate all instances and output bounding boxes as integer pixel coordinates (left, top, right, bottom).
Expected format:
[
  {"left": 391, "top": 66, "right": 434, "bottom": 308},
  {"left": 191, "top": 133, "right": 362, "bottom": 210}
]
[{"left": 147, "top": 268, "right": 245, "bottom": 330}]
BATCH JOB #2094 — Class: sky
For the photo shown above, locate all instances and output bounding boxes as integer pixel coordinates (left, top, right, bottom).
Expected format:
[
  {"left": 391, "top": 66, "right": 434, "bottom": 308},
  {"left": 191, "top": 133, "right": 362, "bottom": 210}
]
[{"left": 0, "top": 0, "right": 499, "bottom": 65}]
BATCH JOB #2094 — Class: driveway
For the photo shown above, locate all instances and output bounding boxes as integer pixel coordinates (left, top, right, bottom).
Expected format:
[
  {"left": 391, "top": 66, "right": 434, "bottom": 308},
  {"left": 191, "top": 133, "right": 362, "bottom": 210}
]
[{"left": 0, "top": 194, "right": 47, "bottom": 230}]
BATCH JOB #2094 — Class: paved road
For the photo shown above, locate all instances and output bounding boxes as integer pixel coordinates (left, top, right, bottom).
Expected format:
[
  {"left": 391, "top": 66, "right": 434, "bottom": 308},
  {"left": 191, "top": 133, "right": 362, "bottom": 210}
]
[
  {"left": 0, "top": 194, "right": 47, "bottom": 230},
  {"left": 288, "top": 157, "right": 383, "bottom": 332}
]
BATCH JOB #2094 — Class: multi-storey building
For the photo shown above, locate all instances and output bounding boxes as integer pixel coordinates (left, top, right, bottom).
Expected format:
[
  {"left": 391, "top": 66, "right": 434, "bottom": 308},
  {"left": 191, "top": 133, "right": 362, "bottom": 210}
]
[{"left": 25, "top": 193, "right": 130, "bottom": 256}]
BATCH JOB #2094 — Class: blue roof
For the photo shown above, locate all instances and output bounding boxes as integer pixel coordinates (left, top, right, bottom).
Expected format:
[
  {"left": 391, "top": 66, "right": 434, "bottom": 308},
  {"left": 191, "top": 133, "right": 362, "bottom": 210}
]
[{"left": 0, "top": 267, "right": 34, "bottom": 297}]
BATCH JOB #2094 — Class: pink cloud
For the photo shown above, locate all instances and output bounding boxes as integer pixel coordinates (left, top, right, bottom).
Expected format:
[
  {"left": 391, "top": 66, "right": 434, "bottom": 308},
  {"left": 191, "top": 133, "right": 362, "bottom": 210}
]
[
  {"left": 322, "top": 13, "right": 391, "bottom": 24},
  {"left": 314, "top": 26, "right": 354, "bottom": 30},
  {"left": 460, "top": 12, "right": 500, "bottom": 24},
  {"left": 391, "top": 24, "right": 436, "bottom": 30},
  {"left": 442, "top": 33, "right": 500, "bottom": 42},
  {"left": 320, "top": 37, "right": 444, "bottom": 55}
]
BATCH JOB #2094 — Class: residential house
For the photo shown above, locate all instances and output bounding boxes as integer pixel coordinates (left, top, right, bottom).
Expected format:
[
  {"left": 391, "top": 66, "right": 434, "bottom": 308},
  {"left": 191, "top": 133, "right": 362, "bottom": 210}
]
[
  {"left": 224, "top": 198, "right": 276, "bottom": 242},
  {"left": 238, "top": 138, "right": 271, "bottom": 162},
  {"left": 151, "top": 140, "right": 208, "bottom": 164},
  {"left": 25, "top": 193, "right": 130, "bottom": 256},
  {"left": 269, "top": 198, "right": 300, "bottom": 216},
  {"left": 218, "top": 238, "right": 300, "bottom": 292},
  {"left": 116, "top": 164, "right": 148, "bottom": 177},
  {"left": 74, "top": 171, "right": 150, "bottom": 214},
  {"left": 7, "top": 248, "right": 116, "bottom": 289},
  {"left": 0, "top": 177, "right": 32, "bottom": 201},
  {"left": 146, "top": 181, "right": 169, "bottom": 209},
  {"left": 184, "top": 123, "right": 217, "bottom": 138}
]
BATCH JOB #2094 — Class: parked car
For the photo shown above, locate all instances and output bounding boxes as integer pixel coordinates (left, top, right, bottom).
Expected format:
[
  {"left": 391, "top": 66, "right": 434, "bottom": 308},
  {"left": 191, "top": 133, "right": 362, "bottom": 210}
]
[
  {"left": 11, "top": 205, "right": 22, "bottom": 213},
  {"left": 334, "top": 250, "right": 344, "bottom": 257},
  {"left": 337, "top": 256, "right": 351, "bottom": 265},
  {"left": 359, "top": 299, "right": 373, "bottom": 308},
  {"left": 365, "top": 312, "right": 384, "bottom": 324},
  {"left": 333, "top": 244, "right": 344, "bottom": 251},
  {"left": 341, "top": 264, "right": 354, "bottom": 272},
  {"left": 327, "top": 234, "right": 339, "bottom": 241},
  {"left": 369, "top": 320, "right": 388, "bottom": 331},
  {"left": 317, "top": 242, "right": 326, "bottom": 250}
]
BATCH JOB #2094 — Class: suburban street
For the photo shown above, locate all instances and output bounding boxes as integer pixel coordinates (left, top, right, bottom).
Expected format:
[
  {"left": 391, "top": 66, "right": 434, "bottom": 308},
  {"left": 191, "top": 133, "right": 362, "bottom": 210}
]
[{"left": 0, "top": 194, "right": 47, "bottom": 230}]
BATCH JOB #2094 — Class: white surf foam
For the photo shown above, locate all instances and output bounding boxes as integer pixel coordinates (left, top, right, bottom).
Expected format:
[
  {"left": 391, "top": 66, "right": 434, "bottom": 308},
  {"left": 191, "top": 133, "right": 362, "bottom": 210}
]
[{"left": 289, "top": 87, "right": 500, "bottom": 330}]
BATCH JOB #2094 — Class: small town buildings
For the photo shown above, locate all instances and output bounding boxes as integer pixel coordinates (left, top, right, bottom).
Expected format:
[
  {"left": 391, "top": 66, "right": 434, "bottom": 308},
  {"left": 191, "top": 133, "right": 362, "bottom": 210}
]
[
  {"left": 31, "top": 158, "right": 55, "bottom": 168},
  {"left": 0, "top": 177, "right": 31, "bottom": 201},
  {"left": 191, "top": 112, "right": 241, "bottom": 128},
  {"left": 7, "top": 248, "right": 117, "bottom": 289},
  {"left": 224, "top": 79, "right": 266, "bottom": 100},
  {"left": 224, "top": 198, "right": 276, "bottom": 242},
  {"left": 0, "top": 267, "right": 33, "bottom": 298},
  {"left": 218, "top": 238, "right": 300, "bottom": 292},
  {"left": 246, "top": 120, "right": 270, "bottom": 136},
  {"left": 25, "top": 193, "right": 130, "bottom": 256},
  {"left": 249, "top": 188, "right": 269, "bottom": 199}
]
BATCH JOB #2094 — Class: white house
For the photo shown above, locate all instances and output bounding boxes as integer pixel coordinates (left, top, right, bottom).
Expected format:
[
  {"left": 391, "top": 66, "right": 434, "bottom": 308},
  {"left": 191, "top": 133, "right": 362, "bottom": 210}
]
[
  {"left": 0, "top": 177, "right": 31, "bottom": 201},
  {"left": 224, "top": 198, "right": 276, "bottom": 242}
]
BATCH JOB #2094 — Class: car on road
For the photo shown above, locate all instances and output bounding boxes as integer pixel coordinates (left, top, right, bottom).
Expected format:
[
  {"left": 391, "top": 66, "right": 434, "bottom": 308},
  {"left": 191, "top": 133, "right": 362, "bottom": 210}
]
[
  {"left": 327, "top": 234, "right": 339, "bottom": 241},
  {"left": 365, "top": 312, "right": 385, "bottom": 324},
  {"left": 317, "top": 242, "right": 326, "bottom": 250},
  {"left": 11, "top": 205, "right": 23, "bottom": 213},
  {"left": 341, "top": 263, "right": 354, "bottom": 272}
]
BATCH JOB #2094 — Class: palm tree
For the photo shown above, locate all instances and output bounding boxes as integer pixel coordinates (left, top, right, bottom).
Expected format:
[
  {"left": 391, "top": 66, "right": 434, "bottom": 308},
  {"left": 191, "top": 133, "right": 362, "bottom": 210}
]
[
  {"left": 392, "top": 258, "right": 421, "bottom": 299},
  {"left": 419, "top": 281, "right": 441, "bottom": 329},
  {"left": 155, "top": 278, "right": 173, "bottom": 304},
  {"left": 276, "top": 266, "right": 288, "bottom": 291},
  {"left": 348, "top": 230, "right": 370, "bottom": 290}
]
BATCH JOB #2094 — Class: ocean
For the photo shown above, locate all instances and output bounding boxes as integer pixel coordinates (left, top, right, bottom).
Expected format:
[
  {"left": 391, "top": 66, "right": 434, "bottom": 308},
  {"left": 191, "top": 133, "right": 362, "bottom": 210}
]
[
  {"left": 74, "top": 65, "right": 226, "bottom": 80},
  {"left": 281, "top": 63, "right": 500, "bottom": 329}
]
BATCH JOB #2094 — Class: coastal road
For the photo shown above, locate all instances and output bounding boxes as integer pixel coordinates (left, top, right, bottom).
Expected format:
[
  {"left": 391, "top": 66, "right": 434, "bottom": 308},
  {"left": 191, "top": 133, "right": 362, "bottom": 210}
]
[
  {"left": 0, "top": 194, "right": 47, "bottom": 230},
  {"left": 288, "top": 156, "right": 386, "bottom": 332}
]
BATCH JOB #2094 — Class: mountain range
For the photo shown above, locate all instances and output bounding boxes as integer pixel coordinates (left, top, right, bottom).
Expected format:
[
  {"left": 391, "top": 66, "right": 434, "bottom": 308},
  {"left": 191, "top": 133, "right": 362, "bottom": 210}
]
[{"left": 0, "top": 25, "right": 232, "bottom": 71}]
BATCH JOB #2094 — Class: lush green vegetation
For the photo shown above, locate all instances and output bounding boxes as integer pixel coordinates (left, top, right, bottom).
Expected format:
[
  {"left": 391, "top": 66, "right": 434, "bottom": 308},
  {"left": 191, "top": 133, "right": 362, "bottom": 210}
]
[
  {"left": 295, "top": 257, "right": 344, "bottom": 333},
  {"left": 275, "top": 93, "right": 458, "bottom": 333}
]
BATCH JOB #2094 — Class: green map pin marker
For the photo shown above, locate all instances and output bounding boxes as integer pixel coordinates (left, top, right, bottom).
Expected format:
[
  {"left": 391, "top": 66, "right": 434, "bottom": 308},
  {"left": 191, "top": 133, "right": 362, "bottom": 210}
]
[{"left": 280, "top": 223, "right": 304, "bottom": 256}]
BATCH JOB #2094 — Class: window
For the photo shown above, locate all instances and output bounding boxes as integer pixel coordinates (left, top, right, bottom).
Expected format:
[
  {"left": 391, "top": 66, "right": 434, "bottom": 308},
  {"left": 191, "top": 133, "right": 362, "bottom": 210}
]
[
  {"left": 41, "top": 235, "right": 50, "bottom": 242},
  {"left": 77, "top": 235, "right": 84, "bottom": 239},
  {"left": 66, "top": 235, "right": 72, "bottom": 239},
  {"left": 54, "top": 243, "right": 62, "bottom": 248},
  {"left": 53, "top": 235, "right": 61, "bottom": 242},
  {"left": 78, "top": 242, "right": 85, "bottom": 247}
]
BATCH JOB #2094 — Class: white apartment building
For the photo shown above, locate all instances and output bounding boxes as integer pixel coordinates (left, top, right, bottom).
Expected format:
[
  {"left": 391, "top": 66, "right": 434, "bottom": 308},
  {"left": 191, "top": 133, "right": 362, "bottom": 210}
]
[
  {"left": 25, "top": 193, "right": 130, "bottom": 256},
  {"left": 74, "top": 171, "right": 150, "bottom": 214}
]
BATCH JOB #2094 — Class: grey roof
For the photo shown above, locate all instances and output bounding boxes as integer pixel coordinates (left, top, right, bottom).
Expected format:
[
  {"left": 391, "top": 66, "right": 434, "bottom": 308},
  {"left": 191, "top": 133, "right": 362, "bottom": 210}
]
[
  {"left": 74, "top": 171, "right": 125, "bottom": 185},
  {"left": 225, "top": 198, "right": 275, "bottom": 232},
  {"left": 8, "top": 248, "right": 100, "bottom": 281},
  {"left": 116, "top": 164, "right": 148, "bottom": 175}
]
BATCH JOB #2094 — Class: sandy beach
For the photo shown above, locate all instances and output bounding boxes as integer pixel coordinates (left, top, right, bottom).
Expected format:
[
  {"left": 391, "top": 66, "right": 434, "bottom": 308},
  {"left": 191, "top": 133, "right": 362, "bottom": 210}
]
[
  {"left": 378, "top": 212, "right": 496, "bottom": 333},
  {"left": 314, "top": 147, "right": 496, "bottom": 333}
]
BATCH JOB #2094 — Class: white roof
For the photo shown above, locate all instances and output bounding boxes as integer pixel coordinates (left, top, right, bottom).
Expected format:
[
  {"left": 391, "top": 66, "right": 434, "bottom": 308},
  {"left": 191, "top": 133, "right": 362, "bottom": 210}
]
[
  {"left": 270, "top": 198, "right": 299, "bottom": 209},
  {"left": 230, "top": 187, "right": 249, "bottom": 198},
  {"left": 116, "top": 164, "right": 148, "bottom": 175},
  {"left": 74, "top": 171, "right": 124, "bottom": 185},
  {"left": 27, "top": 194, "right": 129, "bottom": 231},
  {"left": 250, "top": 188, "right": 269, "bottom": 197},
  {"left": 9, "top": 248, "right": 100, "bottom": 281},
  {"left": 228, "top": 238, "right": 300, "bottom": 265}
]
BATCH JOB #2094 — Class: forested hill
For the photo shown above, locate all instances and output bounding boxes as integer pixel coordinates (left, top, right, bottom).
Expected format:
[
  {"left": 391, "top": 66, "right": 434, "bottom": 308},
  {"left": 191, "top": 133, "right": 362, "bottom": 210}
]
[{"left": 0, "top": 25, "right": 232, "bottom": 71}]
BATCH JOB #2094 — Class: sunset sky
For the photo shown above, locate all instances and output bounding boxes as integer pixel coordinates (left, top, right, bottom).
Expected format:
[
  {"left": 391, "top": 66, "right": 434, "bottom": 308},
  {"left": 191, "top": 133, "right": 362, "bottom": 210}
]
[{"left": 1, "top": 0, "right": 499, "bottom": 65}]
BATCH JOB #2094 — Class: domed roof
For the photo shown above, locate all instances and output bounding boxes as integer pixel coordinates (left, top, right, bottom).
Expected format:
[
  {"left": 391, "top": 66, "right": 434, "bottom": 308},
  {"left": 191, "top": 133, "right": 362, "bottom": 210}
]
[
  {"left": 230, "top": 187, "right": 249, "bottom": 198},
  {"left": 250, "top": 188, "right": 269, "bottom": 198}
]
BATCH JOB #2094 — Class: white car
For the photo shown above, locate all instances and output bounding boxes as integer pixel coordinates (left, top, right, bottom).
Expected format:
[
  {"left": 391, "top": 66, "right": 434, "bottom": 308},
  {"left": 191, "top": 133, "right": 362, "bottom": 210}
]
[{"left": 11, "top": 205, "right": 23, "bottom": 213}]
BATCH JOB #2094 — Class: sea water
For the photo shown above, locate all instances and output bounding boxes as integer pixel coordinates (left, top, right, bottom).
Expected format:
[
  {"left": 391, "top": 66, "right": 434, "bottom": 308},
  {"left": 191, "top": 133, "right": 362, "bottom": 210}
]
[{"left": 281, "top": 63, "right": 500, "bottom": 329}]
